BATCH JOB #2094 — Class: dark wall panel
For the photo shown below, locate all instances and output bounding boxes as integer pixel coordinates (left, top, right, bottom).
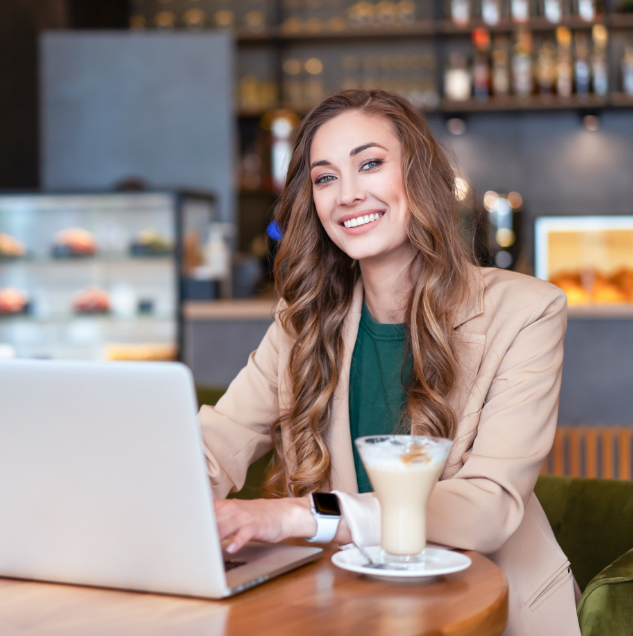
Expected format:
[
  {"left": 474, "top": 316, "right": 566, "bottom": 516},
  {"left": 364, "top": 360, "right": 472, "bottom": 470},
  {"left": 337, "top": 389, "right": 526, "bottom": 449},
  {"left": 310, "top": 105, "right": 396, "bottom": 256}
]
[
  {"left": 0, "top": 0, "right": 68, "bottom": 189},
  {"left": 40, "top": 31, "right": 235, "bottom": 222},
  {"left": 559, "top": 318, "right": 633, "bottom": 425}
]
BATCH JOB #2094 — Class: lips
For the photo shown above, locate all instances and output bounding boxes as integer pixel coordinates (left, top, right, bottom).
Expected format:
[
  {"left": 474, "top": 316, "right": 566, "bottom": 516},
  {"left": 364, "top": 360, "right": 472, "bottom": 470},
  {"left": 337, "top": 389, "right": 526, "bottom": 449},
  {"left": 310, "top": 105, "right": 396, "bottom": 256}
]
[
  {"left": 338, "top": 210, "right": 385, "bottom": 235},
  {"left": 338, "top": 211, "right": 385, "bottom": 228}
]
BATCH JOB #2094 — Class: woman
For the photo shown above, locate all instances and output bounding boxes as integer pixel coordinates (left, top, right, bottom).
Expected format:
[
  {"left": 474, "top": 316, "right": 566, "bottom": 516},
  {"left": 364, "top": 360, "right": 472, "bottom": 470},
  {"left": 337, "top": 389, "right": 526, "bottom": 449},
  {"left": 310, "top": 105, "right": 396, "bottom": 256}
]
[{"left": 200, "top": 89, "right": 580, "bottom": 635}]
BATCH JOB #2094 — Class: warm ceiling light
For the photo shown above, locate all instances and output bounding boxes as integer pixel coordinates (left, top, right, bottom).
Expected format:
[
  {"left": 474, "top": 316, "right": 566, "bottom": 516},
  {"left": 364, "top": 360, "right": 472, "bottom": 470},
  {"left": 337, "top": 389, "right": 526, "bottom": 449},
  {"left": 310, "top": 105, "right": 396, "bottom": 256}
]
[
  {"left": 305, "top": 58, "right": 323, "bottom": 75},
  {"left": 283, "top": 59, "right": 301, "bottom": 76},
  {"left": 508, "top": 192, "right": 523, "bottom": 209},
  {"left": 483, "top": 190, "right": 499, "bottom": 211}
]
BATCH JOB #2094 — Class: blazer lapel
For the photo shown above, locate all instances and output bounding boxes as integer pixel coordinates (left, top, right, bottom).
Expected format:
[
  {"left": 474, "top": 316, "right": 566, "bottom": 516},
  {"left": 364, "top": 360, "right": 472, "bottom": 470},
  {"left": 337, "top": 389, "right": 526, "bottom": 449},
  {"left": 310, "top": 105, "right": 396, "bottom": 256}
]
[
  {"left": 329, "top": 279, "right": 363, "bottom": 493},
  {"left": 443, "top": 267, "right": 487, "bottom": 478}
]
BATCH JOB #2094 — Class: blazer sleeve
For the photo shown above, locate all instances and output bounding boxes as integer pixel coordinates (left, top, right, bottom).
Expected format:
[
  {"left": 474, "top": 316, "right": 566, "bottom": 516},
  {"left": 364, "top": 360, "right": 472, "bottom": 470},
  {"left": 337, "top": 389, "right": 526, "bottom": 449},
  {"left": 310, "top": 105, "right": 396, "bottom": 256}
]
[
  {"left": 198, "top": 318, "right": 281, "bottom": 499},
  {"left": 426, "top": 287, "right": 567, "bottom": 554}
]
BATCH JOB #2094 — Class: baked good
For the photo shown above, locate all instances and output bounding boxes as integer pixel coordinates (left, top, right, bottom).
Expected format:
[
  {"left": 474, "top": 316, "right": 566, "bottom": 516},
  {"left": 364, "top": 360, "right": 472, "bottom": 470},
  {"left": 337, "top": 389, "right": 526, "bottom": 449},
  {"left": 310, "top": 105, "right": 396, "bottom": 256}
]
[
  {"left": 0, "top": 287, "right": 29, "bottom": 314},
  {"left": 103, "top": 343, "right": 177, "bottom": 361},
  {"left": 73, "top": 286, "right": 110, "bottom": 314},
  {"left": 52, "top": 228, "right": 97, "bottom": 257},
  {"left": 0, "top": 233, "right": 26, "bottom": 258},
  {"left": 130, "top": 229, "right": 172, "bottom": 256}
]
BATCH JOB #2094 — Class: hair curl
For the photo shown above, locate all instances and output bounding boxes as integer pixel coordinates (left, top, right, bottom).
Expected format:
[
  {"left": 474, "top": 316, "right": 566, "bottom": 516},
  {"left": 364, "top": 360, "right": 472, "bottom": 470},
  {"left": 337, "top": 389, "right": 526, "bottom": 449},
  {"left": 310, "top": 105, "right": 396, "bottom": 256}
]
[{"left": 269, "top": 89, "right": 473, "bottom": 497}]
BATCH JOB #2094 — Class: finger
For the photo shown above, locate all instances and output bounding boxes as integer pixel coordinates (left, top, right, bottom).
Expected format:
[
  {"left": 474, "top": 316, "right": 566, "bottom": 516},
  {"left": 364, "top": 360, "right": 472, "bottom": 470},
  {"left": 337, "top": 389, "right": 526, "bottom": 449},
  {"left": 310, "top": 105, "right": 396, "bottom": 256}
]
[
  {"left": 226, "top": 525, "right": 254, "bottom": 554},
  {"left": 215, "top": 503, "right": 250, "bottom": 540}
]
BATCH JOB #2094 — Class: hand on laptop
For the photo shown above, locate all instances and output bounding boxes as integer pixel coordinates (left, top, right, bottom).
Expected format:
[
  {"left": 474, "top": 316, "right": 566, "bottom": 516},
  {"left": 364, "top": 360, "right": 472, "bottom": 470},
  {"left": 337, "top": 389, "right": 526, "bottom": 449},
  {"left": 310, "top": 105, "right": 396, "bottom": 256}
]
[{"left": 215, "top": 497, "right": 351, "bottom": 554}]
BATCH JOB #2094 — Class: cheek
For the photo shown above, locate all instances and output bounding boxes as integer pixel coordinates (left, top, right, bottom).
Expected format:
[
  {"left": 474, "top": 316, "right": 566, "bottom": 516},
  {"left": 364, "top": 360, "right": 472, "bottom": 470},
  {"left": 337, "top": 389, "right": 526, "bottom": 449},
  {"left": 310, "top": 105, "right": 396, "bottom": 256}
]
[
  {"left": 312, "top": 188, "right": 336, "bottom": 227},
  {"left": 312, "top": 190, "right": 343, "bottom": 246}
]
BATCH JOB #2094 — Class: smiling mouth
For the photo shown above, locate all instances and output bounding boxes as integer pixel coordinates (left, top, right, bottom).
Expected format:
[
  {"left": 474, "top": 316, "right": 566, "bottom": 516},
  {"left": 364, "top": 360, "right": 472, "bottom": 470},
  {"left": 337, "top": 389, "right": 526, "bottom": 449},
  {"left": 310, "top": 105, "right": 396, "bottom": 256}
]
[{"left": 341, "top": 212, "right": 384, "bottom": 229}]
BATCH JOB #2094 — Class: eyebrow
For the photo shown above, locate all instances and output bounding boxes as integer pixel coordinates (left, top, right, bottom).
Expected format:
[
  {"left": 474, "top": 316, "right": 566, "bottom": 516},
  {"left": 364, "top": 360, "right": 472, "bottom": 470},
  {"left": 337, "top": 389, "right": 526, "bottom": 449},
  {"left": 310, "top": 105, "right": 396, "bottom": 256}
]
[{"left": 310, "top": 142, "right": 388, "bottom": 170}]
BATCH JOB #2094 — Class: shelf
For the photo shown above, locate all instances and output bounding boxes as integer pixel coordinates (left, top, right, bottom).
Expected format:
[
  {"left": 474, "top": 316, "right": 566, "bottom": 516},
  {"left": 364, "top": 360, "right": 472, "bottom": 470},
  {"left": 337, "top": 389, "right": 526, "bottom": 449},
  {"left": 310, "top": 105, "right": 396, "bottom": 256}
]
[
  {"left": 567, "top": 304, "right": 633, "bottom": 319},
  {"left": 0, "top": 254, "right": 173, "bottom": 266},
  {"left": 237, "top": 93, "right": 633, "bottom": 118},
  {"left": 235, "top": 14, "right": 633, "bottom": 43},
  {"left": 184, "top": 299, "right": 277, "bottom": 321},
  {"left": 440, "top": 94, "right": 611, "bottom": 113},
  {"left": 439, "top": 16, "right": 604, "bottom": 34},
  {"left": 0, "top": 313, "right": 175, "bottom": 324}
]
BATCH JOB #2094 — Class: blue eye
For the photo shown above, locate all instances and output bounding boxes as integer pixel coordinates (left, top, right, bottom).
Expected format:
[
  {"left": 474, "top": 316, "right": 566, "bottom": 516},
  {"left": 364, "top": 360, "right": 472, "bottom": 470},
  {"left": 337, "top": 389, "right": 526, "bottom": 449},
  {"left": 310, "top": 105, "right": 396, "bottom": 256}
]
[
  {"left": 361, "top": 160, "right": 382, "bottom": 171},
  {"left": 315, "top": 175, "right": 336, "bottom": 184}
]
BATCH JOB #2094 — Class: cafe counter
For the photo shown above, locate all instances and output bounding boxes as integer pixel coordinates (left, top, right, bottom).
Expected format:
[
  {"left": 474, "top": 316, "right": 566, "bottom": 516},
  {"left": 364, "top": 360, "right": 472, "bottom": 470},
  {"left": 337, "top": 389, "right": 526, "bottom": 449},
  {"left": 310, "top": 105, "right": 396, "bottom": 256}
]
[{"left": 184, "top": 299, "right": 633, "bottom": 426}]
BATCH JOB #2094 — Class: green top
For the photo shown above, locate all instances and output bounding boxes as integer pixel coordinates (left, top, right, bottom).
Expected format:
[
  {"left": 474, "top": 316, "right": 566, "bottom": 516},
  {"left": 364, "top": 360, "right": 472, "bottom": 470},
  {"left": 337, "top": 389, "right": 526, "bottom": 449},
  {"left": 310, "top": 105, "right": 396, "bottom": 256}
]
[{"left": 349, "top": 302, "right": 413, "bottom": 493}]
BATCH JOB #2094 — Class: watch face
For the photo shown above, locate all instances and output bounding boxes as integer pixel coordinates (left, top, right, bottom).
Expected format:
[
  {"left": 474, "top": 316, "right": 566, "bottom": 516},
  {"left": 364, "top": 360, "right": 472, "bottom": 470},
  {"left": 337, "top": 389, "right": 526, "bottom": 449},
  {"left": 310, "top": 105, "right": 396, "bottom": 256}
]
[{"left": 312, "top": 492, "right": 341, "bottom": 516}]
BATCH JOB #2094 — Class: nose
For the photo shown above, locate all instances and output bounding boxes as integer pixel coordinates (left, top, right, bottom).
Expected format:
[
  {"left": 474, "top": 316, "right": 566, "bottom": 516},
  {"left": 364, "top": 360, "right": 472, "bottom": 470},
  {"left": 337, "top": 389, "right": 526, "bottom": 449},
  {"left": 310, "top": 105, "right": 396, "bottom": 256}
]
[{"left": 337, "top": 172, "right": 366, "bottom": 207}]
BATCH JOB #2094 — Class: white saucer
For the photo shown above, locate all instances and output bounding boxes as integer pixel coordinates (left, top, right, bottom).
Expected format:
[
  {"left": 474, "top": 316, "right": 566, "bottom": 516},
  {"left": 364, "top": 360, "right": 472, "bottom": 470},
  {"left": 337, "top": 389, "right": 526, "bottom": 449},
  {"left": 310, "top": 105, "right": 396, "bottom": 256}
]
[{"left": 331, "top": 546, "right": 472, "bottom": 582}]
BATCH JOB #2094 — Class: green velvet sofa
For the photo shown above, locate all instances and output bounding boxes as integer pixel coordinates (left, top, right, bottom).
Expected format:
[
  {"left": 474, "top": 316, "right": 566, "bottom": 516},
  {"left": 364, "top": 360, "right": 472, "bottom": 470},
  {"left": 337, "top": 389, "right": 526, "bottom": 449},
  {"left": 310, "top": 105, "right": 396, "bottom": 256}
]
[
  {"left": 196, "top": 388, "right": 633, "bottom": 634},
  {"left": 535, "top": 474, "right": 633, "bottom": 635}
]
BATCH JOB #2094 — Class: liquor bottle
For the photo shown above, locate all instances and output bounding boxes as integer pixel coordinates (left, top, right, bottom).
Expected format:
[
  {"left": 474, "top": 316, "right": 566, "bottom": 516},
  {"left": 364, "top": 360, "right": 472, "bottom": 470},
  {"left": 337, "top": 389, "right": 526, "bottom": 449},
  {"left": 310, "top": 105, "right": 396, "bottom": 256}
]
[
  {"left": 445, "top": 52, "right": 472, "bottom": 101},
  {"left": 543, "top": 0, "right": 563, "bottom": 23},
  {"left": 576, "top": 0, "right": 595, "bottom": 22},
  {"left": 472, "top": 29, "right": 492, "bottom": 100},
  {"left": 450, "top": 0, "right": 472, "bottom": 26},
  {"left": 537, "top": 41, "right": 557, "bottom": 95},
  {"left": 574, "top": 34, "right": 591, "bottom": 97},
  {"left": 591, "top": 25, "right": 608, "bottom": 97},
  {"left": 512, "top": 30, "right": 534, "bottom": 96},
  {"left": 556, "top": 27, "right": 573, "bottom": 97},
  {"left": 623, "top": 46, "right": 633, "bottom": 96},
  {"left": 511, "top": 0, "right": 530, "bottom": 23},
  {"left": 492, "top": 37, "right": 511, "bottom": 95},
  {"left": 482, "top": 0, "right": 502, "bottom": 25}
]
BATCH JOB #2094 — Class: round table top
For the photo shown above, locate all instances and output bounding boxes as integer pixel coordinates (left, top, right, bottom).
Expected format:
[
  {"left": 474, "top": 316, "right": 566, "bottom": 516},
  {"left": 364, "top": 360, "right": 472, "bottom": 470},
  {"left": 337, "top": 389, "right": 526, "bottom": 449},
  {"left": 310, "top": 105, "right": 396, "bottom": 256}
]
[{"left": 0, "top": 547, "right": 508, "bottom": 636}]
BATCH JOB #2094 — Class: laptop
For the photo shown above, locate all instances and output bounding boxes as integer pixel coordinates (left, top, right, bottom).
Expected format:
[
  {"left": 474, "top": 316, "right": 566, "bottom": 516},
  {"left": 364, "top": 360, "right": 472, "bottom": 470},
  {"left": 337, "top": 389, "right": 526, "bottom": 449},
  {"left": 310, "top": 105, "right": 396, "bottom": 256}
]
[{"left": 0, "top": 359, "right": 322, "bottom": 598}]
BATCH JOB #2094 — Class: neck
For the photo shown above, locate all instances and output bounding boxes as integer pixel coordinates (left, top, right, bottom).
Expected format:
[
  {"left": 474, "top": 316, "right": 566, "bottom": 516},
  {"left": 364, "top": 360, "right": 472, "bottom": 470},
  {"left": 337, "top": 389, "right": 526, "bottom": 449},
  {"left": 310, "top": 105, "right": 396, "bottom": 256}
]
[{"left": 359, "top": 243, "right": 418, "bottom": 324}]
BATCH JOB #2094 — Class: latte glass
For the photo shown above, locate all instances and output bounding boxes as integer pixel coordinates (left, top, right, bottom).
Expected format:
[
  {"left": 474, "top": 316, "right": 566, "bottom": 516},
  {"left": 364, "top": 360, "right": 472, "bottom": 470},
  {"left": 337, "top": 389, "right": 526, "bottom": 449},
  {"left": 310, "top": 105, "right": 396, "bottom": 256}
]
[{"left": 355, "top": 435, "right": 453, "bottom": 569}]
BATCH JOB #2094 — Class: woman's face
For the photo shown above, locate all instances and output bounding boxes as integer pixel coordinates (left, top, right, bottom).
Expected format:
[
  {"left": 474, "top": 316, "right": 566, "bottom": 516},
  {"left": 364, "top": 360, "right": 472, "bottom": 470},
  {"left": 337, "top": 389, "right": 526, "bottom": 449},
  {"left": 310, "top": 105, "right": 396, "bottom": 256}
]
[{"left": 310, "top": 111, "right": 410, "bottom": 263}]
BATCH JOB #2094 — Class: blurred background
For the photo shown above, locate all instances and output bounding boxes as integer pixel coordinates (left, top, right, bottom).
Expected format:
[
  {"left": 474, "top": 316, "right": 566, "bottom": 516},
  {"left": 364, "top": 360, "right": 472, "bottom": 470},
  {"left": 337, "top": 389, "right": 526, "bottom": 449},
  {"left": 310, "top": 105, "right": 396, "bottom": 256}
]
[{"left": 1, "top": 0, "right": 633, "bottom": 478}]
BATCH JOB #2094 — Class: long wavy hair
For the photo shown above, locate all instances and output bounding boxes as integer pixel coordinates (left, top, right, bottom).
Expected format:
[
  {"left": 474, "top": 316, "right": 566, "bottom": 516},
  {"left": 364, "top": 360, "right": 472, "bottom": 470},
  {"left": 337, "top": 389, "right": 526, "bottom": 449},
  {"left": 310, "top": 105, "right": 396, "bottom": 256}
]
[{"left": 270, "top": 89, "right": 474, "bottom": 497}]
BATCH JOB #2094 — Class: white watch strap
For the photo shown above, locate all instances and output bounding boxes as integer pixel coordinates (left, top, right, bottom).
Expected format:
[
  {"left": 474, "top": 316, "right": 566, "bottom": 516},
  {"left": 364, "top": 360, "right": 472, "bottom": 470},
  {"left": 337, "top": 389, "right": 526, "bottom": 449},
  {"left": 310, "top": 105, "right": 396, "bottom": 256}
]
[{"left": 307, "top": 494, "right": 341, "bottom": 543}]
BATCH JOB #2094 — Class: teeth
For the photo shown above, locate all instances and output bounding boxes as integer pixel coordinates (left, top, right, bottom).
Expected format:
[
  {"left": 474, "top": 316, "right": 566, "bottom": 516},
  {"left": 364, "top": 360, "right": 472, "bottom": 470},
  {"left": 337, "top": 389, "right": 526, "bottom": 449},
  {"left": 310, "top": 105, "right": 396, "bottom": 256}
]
[{"left": 343, "top": 213, "right": 383, "bottom": 228}]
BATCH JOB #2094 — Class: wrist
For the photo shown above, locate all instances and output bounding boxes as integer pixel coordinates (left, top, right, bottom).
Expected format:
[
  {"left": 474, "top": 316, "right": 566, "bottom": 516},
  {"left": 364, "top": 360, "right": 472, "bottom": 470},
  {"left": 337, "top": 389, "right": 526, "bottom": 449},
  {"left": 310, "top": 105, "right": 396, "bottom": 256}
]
[{"left": 289, "top": 496, "right": 318, "bottom": 539}]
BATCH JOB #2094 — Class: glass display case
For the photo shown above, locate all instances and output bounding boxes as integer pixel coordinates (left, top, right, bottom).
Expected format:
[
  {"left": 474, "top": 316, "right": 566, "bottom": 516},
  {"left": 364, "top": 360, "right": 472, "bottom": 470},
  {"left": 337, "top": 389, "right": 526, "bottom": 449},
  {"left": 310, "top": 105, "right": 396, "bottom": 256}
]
[
  {"left": 535, "top": 216, "right": 633, "bottom": 305},
  {"left": 0, "top": 190, "right": 218, "bottom": 361}
]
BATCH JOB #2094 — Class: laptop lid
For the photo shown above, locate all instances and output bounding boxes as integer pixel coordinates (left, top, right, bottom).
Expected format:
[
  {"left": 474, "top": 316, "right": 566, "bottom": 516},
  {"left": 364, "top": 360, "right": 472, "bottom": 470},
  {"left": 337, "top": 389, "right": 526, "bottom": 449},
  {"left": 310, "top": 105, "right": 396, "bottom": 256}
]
[{"left": 0, "top": 360, "right": 230, "bottom": 598}]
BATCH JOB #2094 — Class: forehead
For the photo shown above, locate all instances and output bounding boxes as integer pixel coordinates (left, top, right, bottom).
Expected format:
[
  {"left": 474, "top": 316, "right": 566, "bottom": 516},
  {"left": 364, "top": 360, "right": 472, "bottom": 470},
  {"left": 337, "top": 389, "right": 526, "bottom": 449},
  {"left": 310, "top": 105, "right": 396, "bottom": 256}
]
[{"left": 310, "top": 111, "right": 400, "bottom": 160}]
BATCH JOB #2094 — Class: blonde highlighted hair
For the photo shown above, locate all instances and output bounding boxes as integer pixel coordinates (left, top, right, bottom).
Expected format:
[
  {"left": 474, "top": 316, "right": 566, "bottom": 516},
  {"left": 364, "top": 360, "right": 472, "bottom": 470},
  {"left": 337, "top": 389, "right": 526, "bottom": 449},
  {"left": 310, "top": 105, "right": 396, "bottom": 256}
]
[{"left": 270, "top": 89, "right": 473, "bottom": 497}]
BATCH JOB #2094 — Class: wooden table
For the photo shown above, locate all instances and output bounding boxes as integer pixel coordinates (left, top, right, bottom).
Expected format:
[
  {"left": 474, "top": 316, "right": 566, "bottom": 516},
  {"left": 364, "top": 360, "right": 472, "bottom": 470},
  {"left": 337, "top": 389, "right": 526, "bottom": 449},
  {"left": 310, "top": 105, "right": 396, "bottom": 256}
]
[{"left": 0, "top": 548, "right": 507, "bottom": 636}]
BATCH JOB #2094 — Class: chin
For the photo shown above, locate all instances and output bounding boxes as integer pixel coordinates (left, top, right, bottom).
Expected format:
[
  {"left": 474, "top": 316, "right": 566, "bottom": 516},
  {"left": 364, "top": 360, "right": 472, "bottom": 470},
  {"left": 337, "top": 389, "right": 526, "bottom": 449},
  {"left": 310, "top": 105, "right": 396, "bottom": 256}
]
[{"left": 339, "top": 240, "right": 392, "bottom": 262}]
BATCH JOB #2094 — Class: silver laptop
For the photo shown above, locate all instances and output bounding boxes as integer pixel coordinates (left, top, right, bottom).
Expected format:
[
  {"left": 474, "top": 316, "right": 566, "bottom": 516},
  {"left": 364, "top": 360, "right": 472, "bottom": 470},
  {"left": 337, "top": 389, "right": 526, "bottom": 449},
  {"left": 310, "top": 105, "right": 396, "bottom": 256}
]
[{"left": 0, "top": 359, "right": 321, "bottom": 598}]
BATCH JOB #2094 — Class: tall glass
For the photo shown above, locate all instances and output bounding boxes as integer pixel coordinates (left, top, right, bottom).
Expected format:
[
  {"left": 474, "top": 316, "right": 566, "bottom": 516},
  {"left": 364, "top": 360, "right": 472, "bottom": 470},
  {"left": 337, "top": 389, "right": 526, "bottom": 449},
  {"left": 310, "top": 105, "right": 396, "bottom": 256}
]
[{"left": 355, "top": 435, "right": 452, "bottom": 569}]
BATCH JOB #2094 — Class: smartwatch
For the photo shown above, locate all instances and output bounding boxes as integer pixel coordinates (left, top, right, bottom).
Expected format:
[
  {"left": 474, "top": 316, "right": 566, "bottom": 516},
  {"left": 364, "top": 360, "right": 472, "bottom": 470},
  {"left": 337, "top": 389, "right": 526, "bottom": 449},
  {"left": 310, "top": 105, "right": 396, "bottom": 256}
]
[{"left": 307, "top": 492, "right": 341, "bottom": 543}]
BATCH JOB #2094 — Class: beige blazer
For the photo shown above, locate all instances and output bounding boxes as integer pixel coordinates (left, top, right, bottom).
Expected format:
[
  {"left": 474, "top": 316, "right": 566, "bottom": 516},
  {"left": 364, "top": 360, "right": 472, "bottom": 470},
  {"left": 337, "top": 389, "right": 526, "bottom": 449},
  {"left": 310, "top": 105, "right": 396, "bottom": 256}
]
[{"left": 199, "top": 266, "right": 580, "bottom": 636}]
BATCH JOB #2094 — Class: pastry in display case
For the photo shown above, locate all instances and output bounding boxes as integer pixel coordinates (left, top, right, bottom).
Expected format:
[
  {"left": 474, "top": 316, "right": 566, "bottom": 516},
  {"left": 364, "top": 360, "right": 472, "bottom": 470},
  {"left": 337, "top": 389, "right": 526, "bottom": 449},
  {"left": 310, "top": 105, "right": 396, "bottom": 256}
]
[
  {"left": 129, "top": 228, "right": 173, "bottom": 257},
  {"left": 0, "top": 233, "right": 26, "bottom": 260},
  {"left": 535, "top": 216, "right": 633, "bottom": 305},
  {"left": 73, "top": 286, "right": 111, "bottom": 315},
  {"left": 0, "top": 190, "right": 217, "bottom": 361},
  {"left": 52, "top": 227, "right": 97, "bottom": 258},
  {"left": 0, "top": 287, "right": 30, "bottom": 315}
]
